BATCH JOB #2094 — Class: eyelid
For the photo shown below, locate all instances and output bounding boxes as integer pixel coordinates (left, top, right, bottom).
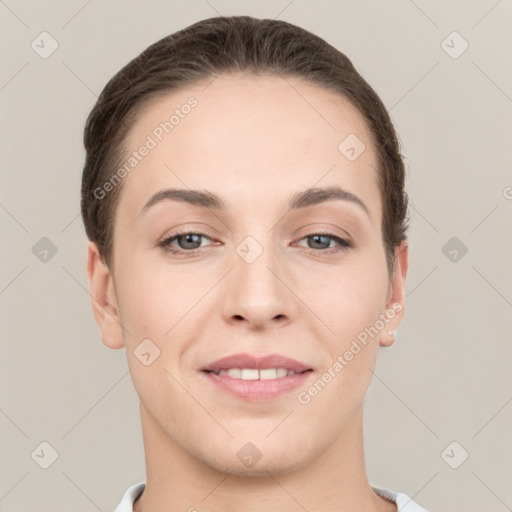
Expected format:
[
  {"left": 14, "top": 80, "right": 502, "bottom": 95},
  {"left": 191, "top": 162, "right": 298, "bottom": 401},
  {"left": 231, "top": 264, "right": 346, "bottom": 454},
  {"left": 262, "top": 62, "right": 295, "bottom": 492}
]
[
  {"left": 158, "top": 229, "right": 353, "bottom": 256},
  {"left": 300, "top": 233, "right": 351, "bottom": 244},
  {"left": 158, "top": 230, "right": 216, "bottom": 253}
]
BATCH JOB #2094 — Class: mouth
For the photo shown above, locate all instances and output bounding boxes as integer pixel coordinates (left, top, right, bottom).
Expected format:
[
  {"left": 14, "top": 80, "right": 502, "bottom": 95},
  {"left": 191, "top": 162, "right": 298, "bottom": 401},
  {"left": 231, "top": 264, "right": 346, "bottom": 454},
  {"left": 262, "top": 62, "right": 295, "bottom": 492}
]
[
  {"left": 199, "top": 353, "right": 314, "bottom": 402},
  {"left": 202, "top": 368, "right": 312, "bottom": 379}
]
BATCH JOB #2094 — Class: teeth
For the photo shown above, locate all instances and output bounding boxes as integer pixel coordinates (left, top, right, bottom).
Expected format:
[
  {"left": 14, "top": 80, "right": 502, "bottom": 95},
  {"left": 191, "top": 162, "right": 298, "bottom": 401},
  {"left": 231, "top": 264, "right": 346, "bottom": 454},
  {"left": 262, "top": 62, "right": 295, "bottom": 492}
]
[
  {"left": 227, "top": 368, "right": 241, "bottom": 378},
  {"left": 213, "top": 368, "right": 298, "bottom": 380},
  {"left": 259, "top": 368, "right": 277, "bottom": 380},
  {"left": 240, "top": 368, "right": 259, "bottom": 380}
]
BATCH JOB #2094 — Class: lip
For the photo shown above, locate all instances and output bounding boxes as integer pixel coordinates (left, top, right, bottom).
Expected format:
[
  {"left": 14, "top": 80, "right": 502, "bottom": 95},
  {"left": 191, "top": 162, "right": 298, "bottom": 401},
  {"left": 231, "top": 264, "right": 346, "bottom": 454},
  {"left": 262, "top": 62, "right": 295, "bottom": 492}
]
[
  {"left": 200, "top": 352, "right": 314, "bottom": 403},
  {"left": 200, "top": 352, "right": 313, "bottom": 373}
]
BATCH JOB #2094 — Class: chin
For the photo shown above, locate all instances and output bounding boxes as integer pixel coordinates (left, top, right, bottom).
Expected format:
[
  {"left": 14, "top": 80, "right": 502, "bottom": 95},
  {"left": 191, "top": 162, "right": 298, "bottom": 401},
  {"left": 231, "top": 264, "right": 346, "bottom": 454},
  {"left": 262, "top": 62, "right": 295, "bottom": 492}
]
[
  {"left": 196, "top": 437, "right": 314, "bottom": 478},
  {"left": 207, "top": 453, "right": 308, "bottom": 478}
]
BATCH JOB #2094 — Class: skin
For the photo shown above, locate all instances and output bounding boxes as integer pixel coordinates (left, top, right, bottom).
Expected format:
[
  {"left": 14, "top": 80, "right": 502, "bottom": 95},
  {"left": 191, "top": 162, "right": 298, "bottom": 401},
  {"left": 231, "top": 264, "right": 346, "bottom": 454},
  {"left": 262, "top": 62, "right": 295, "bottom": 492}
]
[{"left": 87, "top": 73, "right": 408, "bottom": 512}]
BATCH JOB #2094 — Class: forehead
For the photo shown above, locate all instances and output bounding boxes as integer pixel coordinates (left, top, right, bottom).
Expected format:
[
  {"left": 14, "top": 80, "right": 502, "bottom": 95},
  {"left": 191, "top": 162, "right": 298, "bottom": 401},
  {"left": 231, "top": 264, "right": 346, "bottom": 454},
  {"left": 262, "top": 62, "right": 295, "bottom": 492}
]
[{"left": 118, "top": 73, "right": 381, "bottom": 222}]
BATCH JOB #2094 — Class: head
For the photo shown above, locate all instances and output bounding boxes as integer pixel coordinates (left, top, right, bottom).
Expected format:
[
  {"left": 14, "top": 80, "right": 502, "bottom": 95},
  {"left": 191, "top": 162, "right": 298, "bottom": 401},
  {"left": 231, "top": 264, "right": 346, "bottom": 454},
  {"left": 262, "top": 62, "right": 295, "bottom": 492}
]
[{"left": 83, "top": 16, "right": 409, "bottom": 476}]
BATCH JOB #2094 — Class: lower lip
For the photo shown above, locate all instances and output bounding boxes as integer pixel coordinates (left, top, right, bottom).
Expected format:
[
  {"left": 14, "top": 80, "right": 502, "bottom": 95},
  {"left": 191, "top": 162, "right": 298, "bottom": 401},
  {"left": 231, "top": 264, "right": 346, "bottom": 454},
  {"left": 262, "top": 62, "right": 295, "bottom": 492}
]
[{"left": 201, "top": 370, "right": 313, "bottom": 402}]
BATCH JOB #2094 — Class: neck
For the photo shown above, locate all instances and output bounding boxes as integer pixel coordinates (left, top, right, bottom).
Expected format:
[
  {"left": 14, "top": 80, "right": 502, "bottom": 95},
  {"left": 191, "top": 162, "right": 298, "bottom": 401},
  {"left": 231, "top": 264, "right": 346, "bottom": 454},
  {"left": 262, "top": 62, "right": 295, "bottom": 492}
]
[{"left": 133, "top": 402, "right": 394, "bottom": 512}]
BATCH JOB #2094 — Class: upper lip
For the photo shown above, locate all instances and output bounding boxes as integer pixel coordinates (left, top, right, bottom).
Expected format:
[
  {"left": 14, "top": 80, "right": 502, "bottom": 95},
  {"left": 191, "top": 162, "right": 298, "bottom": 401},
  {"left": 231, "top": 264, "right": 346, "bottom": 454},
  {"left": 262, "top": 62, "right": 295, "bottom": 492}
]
[{"left": 201, "top": 353, "right": 313, "bottom": 373}]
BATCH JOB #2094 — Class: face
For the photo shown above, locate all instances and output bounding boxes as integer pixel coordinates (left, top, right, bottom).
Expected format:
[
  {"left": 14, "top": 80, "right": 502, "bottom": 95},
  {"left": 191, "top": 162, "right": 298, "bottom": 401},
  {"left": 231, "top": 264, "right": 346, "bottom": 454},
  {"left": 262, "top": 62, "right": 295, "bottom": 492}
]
[{"left": 87, "top": 73, "right": 407, "bottom": 476}]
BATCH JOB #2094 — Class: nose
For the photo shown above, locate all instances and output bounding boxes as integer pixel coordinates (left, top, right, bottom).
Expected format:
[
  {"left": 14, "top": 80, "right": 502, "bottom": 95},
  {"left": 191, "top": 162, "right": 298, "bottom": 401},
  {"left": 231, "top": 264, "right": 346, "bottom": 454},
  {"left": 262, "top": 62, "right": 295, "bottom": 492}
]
[{"left": 221, "top": 240, "right": 297, "bottom": 330}]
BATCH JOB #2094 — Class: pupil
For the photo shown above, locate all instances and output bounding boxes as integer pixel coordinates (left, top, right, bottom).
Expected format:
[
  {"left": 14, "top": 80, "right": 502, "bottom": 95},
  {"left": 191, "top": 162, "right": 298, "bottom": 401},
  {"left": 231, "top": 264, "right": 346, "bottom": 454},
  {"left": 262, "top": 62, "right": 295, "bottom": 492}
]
[
  {"left": 182, "top": 234, "right": 200, "bottom": 249},
  {"left": 311, "top": 235, "right": 328, "bottom": 249}
]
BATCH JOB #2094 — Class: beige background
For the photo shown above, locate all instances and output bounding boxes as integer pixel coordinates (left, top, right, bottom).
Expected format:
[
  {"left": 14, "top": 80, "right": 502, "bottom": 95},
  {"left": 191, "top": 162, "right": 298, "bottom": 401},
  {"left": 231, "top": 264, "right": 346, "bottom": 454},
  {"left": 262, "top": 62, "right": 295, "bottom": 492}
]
[{"left": 1, "top": 1, "right": 511, "bottom": 511}]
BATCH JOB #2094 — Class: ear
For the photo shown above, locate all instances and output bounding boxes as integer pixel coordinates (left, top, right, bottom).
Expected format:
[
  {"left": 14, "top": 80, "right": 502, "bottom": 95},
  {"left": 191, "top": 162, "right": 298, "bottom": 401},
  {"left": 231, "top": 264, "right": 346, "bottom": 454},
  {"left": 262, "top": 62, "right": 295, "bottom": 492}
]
[
  {"left": 380, "top": 239, "right": 409, "bottom": 347},
  {"left": 86, "top": 241, "right": 125, "bottom": 349}
]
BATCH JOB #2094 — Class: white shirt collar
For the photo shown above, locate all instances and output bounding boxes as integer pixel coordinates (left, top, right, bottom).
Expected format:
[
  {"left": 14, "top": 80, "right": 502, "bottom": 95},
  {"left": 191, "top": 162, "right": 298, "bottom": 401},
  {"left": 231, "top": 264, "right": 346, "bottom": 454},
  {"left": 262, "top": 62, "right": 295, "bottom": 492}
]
[{"left": 113, "top": 481, "right": 429, "bottom": 511}]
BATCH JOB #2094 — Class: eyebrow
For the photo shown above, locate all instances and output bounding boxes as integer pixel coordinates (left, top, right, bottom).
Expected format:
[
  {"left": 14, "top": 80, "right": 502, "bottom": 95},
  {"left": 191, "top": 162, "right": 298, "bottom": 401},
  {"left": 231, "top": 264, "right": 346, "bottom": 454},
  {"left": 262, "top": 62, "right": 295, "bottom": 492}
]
[{"left": 140, "top": 186, "right": 370, "bottom": 217}]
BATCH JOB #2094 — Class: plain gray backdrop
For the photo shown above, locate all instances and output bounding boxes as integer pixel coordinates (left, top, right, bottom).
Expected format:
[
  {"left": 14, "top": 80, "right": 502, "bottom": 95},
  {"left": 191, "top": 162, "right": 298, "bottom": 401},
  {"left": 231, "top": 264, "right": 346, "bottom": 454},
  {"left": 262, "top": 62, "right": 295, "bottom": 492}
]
[{"left": 1, "top": 1, "right": 511, "bottom": 511}]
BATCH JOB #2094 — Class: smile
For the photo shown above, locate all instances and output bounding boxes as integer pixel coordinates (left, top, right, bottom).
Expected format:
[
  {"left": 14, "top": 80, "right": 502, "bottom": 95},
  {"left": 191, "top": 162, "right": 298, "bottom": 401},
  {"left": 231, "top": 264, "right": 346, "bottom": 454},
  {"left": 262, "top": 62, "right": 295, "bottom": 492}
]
[{"left": 206, "top": 368, "right": 304, "bottom": 379}]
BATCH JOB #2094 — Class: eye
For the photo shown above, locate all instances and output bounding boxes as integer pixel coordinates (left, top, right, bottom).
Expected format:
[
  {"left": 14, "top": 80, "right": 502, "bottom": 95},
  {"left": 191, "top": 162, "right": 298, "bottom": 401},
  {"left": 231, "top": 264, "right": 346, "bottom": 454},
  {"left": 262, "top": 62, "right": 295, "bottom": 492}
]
[
  {"left": 297, "top": 233, "right": 353, "bottom": 254},
  {"left": 158, "top": 231, "right": 353, "bottom": 257},
  {"left": 159, "top": 231, "right": 213, "bottom": 255}
]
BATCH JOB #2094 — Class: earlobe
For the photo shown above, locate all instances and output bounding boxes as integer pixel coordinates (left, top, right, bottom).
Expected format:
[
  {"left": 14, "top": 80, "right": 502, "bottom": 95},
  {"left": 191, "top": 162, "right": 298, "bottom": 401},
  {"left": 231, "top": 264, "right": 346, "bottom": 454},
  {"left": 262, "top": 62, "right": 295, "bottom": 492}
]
[
  {"left": 380, "top": 240, "right": 409, "bottom": 348},
  {"left": 86, "top": 241, "right": 125, "bottom": 349}
]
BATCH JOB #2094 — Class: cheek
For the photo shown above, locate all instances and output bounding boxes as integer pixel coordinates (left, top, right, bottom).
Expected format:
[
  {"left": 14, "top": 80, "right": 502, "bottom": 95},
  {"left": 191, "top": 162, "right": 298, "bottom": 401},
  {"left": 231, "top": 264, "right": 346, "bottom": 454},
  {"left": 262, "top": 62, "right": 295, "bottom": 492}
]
[
  {"left": 305, "top": 257, "right": 389, "bottom": 340},
  {"left": 300, "top": 254, "right": 388, "bottom": 399},
  {"left": 115, "top": 257, "right": 204, "bottom": 340}
]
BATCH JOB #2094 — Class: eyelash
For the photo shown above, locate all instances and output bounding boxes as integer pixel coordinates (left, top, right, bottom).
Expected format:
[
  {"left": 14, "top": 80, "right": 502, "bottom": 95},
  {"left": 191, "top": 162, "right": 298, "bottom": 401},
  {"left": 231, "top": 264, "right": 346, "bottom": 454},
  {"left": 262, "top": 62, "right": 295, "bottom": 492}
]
[{"left": 158, "top": 231, "right": 353, "bottom": 257}]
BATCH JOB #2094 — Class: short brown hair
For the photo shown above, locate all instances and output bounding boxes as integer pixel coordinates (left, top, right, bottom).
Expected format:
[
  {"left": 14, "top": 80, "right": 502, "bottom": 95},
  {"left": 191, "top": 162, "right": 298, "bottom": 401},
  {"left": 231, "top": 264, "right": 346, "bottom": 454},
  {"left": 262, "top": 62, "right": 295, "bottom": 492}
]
[{"left": 81, "top": 15, "right": 408, "bottom": 276}]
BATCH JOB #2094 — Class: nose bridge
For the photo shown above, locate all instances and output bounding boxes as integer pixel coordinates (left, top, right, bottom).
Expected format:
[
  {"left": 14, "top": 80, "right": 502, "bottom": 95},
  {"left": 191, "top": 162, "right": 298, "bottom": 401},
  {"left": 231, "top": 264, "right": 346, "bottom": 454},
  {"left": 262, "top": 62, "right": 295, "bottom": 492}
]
[{"left": 222, "top": 230, "right": 294, "bottom": 326}]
